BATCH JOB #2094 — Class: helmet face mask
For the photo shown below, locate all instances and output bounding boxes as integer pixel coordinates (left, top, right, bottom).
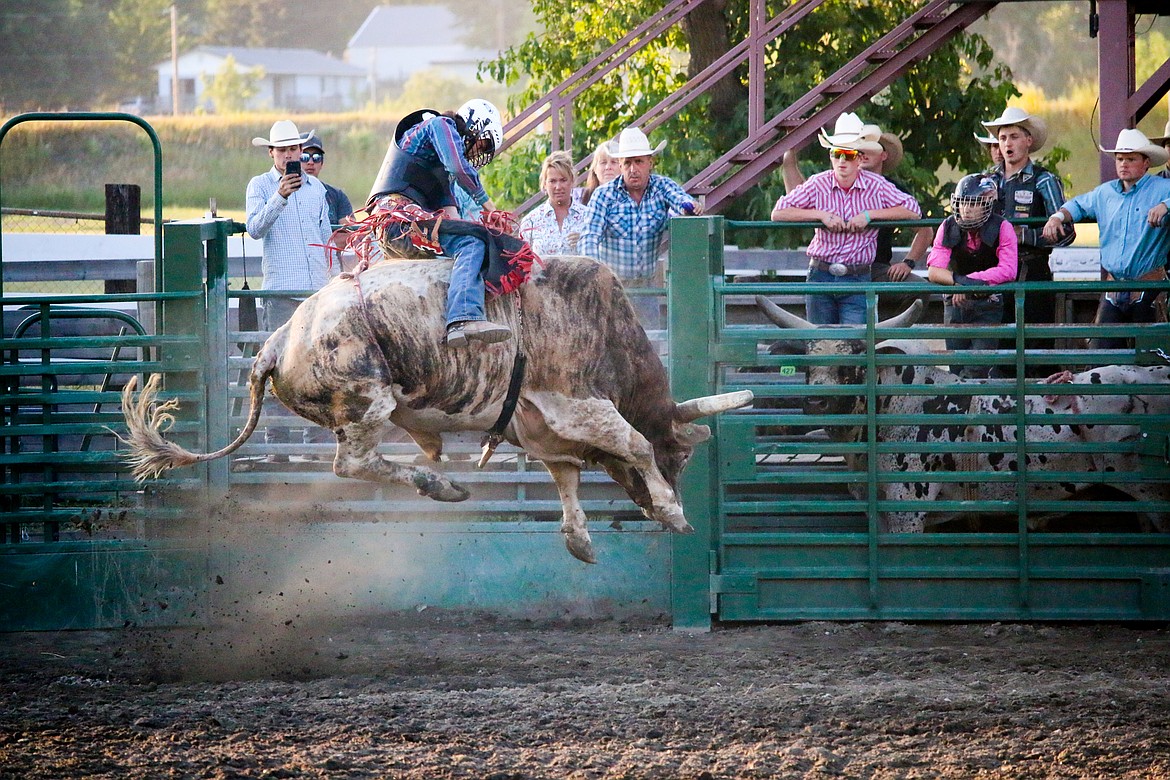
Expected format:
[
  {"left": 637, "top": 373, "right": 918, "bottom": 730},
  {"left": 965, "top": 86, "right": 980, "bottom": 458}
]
[
  {"left": 951, "top": 174, "right": 997, "bottom": 230},
  {"left": 457, "top": 99, "right": 503, "bottom": 170}
]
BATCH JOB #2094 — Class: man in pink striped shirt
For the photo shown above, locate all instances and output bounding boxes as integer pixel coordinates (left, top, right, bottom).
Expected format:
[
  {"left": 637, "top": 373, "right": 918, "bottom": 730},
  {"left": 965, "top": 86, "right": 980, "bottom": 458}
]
[{"left": 771, "top": 135, "right": 920, "bottom": 324}]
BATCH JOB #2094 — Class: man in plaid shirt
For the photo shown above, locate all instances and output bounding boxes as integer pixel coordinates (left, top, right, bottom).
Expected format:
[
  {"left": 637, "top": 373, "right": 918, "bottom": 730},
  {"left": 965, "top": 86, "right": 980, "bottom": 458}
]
[
  {"left": 578, "top": 127, "right": 702, "bottom": 285},
  {"left": 771, "top": 126, "right": 920, "bottom": 325}
]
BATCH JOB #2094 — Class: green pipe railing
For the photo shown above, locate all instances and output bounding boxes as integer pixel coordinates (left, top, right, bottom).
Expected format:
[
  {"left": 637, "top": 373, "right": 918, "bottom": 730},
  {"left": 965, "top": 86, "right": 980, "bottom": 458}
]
[{"left": 0, "top": 112, "right": 165, "bottom": 297}]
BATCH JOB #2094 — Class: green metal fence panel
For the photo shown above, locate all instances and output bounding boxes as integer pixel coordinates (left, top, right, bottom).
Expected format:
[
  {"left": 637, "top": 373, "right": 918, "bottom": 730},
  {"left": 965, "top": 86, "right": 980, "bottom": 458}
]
[{"left": 670, "top": 215, "right": 1170, "bottom": 624}]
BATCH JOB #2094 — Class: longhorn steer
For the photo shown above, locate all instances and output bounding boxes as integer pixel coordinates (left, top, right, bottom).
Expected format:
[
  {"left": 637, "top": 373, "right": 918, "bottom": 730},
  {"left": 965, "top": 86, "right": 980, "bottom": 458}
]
[
  {"left": 756, "top": 295, "right": 1170, "bottom": 532},
  {"left": 121, "top": 256, "right": 752, "bottom": 563}
]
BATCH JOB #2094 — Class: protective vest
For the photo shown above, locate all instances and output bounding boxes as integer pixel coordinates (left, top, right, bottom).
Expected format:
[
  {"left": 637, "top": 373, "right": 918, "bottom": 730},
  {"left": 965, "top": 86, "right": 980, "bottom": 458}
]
[
  {"left": 941, "top": 214, "right": 1004, "bottom": 277},
  {"left": 366, "top": 109, "right": 457, "bottom": 211},
  {"left": 994, "top": 162, "right": 1050, "bottom": 228}
]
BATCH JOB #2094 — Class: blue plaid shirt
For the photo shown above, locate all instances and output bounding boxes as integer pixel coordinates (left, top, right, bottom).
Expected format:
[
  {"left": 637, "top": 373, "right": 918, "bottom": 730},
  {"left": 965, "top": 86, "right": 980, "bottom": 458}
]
[
  {"left": 245, "top": 168, "right": 333, "bottom": 291},
  {"left": 578, "top": 174, "right": 697, "bottom": 280}
]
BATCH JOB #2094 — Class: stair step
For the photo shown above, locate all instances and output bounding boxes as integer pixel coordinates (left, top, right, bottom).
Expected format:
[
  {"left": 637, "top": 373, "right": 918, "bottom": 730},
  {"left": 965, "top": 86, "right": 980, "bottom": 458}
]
[
  {"left": 912, "top": 14, "right": 946, "bottom": 28},
  {"left": 730, "top": 152, "right": 762, "bottom": 163},
  {"left": 866, "top": 50, "right": 896, "bottom": 63}
]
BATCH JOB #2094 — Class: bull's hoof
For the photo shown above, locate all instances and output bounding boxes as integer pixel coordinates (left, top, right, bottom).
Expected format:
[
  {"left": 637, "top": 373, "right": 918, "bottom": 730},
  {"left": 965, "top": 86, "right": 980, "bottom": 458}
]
[
  {"left": 417, "top": 477, "right": 470, "bottom": 502},
  {"left": 563, "top": 533, "right": 597, "bottom": 564},
  {"left": 657, "top": 508, "right": 694, "bottom": 534}
]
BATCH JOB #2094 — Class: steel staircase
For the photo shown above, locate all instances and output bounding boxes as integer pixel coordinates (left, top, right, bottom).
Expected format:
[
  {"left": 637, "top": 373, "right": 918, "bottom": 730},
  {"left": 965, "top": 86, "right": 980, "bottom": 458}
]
[{"left": 500, "top": 0, "right": 998, "bottom": 214}]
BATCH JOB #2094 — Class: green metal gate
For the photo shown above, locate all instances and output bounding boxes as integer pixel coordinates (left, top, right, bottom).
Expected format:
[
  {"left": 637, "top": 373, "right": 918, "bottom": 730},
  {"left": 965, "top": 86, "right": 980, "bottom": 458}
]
[{"left": 668, "top": 216, "right": 1170, "bottom": 629}]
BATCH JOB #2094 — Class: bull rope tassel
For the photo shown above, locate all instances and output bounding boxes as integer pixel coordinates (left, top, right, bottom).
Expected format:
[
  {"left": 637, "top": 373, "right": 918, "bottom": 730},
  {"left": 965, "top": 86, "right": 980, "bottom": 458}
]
[{"left": 478, "top": 293, "right": 526, "bottom": 469}]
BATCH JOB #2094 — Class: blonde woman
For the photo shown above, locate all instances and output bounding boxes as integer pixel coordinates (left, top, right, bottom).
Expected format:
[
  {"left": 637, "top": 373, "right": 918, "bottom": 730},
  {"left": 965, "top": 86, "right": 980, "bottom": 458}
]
[
  {"left": 578, "top": 141, "right": 621, "bottom": 205},
  {"left": 520, "top": 151, "right": 588, "bottom": 256}
]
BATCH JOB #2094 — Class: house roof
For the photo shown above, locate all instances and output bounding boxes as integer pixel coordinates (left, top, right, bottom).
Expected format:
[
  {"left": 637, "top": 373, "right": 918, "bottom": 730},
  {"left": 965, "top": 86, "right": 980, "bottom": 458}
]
[
  {"left": 181, "top": 46, "right": 365, "bottom": 77},
  {"left": 348, "top": 5, "right": 470, "bottom": 49}
]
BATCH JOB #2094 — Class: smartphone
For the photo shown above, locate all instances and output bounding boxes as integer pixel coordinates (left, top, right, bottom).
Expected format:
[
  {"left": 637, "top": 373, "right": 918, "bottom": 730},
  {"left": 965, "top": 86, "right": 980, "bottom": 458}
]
[{"left": 285, "top": 160, "right": 301, "bottom": 177}]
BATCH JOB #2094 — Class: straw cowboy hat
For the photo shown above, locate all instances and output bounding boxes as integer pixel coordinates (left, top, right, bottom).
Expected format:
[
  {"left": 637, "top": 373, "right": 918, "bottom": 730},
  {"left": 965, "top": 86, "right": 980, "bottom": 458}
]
[
  {"left": 818, "top": 112, "right": 883, "bottom": 153},
  {"left": 981, "top": 107, "right": 1047, "bottom": 153},
  {"left": 866, "top": 126, "right": 904, "bottom": 171},
  {"left": 610, "top": 127, "right": 666, "bottom": 158},
  {"left": 1149, "top": 119, "right": 1170, "bottom": 146},
  {"left": 251, "top": 119, "right": 312, "bottom": 148},
  {"left": 1099, "top": 128, "right": 1169, "bottom": 168}
]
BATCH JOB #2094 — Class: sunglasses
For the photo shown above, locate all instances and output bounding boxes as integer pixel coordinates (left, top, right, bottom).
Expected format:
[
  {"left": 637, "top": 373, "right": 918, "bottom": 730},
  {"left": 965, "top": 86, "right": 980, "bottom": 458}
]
[
  {"left": 829, "top": 148, "right": 861, "bottom": 160},
  {"left": 300, "top": 152, "right": 324, "bottom": 163}
]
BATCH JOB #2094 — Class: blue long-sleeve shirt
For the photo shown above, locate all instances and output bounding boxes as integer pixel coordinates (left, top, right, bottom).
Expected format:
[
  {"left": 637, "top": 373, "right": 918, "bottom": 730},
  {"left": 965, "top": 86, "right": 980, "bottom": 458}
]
[
  {"left": 1062, "top": 174, "right": 1170, "bottom": 280},
  {"left": 399, "top": 116, "right": 489, "bottom": 205}
]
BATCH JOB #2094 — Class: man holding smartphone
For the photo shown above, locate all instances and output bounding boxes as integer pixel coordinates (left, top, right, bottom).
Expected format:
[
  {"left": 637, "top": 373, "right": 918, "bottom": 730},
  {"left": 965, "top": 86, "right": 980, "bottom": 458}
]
[{"left": 245, "top": 119, "right": 333, "bottom": 462}]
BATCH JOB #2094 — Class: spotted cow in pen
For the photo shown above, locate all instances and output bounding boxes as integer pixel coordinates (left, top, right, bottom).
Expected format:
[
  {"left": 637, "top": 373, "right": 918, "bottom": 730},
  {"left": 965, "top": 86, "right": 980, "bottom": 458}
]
[
  {"left": 120, "top": 256, "right": 753, "bottom": 564},
  {"left": 756, "top": 295, "right": 1170, "bottom": 532}
]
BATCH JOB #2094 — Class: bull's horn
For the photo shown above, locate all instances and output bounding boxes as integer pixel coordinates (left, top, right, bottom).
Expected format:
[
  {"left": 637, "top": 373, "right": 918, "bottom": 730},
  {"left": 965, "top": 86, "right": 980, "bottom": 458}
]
[
  {"left": 876, "top": 299, "right": 925, "bottom": 330},
  {"left": 755, "top": 295, "right": 814, "bottom": 330},
  {"left": 676, "top": 390, "right": 754, "bottom": 422}
]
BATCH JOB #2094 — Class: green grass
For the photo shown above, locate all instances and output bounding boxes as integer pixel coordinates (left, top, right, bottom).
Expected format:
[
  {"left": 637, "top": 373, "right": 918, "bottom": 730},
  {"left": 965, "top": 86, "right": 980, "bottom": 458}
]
[{"left": 0, "top": 113, "right": 399, "bottom": 216}]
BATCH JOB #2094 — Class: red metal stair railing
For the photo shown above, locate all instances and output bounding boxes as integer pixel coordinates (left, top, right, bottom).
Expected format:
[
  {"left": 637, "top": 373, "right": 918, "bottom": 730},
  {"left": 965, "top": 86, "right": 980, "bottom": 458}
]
[{"left": 688, "top": 0, "right": 998, "bottom": 211}]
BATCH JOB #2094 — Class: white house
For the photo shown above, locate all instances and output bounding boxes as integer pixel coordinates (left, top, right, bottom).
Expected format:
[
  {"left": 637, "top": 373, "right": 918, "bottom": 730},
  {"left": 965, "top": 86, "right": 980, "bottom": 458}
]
[
  {"left": 346, "top": 5, "right": 499, "bottom": 87},
  {"left": 155, "top": 46, "right": 367, "bottom": 113}
]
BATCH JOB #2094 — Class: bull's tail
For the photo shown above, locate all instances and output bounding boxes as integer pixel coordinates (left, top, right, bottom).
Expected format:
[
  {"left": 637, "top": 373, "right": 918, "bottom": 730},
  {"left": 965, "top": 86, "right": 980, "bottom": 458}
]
[{"left": 118, "top": 365, "right": 270, "bottom": 481}]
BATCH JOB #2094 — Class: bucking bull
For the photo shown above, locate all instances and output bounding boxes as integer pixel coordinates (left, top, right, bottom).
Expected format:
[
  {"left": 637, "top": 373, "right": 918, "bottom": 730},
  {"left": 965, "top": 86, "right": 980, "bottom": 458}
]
[
  {"left": 120, "top": 256, "right": 753, "bottom": 563},
  {"left": 756, "top": 295, "right": 1170, "bottom": 532}
]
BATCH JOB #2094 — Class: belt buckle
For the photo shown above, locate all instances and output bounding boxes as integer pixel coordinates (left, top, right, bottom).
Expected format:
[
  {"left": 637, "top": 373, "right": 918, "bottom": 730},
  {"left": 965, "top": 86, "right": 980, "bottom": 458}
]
[{"left": 828, "top": 262, "right": 849, "bottom": 277}]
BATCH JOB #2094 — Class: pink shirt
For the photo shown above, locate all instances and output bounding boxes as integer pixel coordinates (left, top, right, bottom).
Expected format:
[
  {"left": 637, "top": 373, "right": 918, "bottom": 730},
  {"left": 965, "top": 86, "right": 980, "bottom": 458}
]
[
  {"left": 773, "top": 169, "right": 920, "bottom": 266},
  {"left": 926, "top": 218, "right": 1018, "bottom": 285}
]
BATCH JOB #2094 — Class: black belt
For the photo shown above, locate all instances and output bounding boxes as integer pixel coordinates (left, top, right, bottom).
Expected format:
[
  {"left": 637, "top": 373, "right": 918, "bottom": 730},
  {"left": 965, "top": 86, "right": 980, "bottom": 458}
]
[{"left": 809, "top": 259, "right": 872, "bottom": 277}]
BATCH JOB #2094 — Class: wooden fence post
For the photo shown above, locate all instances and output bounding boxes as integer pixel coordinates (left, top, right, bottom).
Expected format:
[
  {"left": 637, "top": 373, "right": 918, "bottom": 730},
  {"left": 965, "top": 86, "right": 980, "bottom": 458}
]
[{"left": 104, "top": 183, "right": 140, "bottom": 295}]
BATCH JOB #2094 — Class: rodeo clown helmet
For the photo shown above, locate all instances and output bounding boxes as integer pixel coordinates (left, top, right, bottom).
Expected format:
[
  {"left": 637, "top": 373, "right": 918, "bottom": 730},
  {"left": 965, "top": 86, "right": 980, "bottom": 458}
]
[
  {"left": 457, "top": 99, "right": 504, "bottom": 169},
  {"left": 950, "top": 173, "right": 998, "bottom": 230}
]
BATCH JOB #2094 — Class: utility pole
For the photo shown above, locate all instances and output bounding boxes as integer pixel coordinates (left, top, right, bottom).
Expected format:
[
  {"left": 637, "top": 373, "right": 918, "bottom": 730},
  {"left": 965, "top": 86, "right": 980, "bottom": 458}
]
[{"left": 171, "top": 4, "right": 180, "bottom": 116}]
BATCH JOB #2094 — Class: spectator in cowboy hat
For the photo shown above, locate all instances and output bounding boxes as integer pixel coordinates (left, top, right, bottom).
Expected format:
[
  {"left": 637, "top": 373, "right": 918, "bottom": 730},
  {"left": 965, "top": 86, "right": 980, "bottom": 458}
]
[
  {"left": 299, "top": 133, "right": 353, "bottom": 226},
  {"left": 245, "top": 119, "right": 333, "bottom": 461},
  {"left": 982, "top": 106, "right": 1072, "bottom": 374},
  {"left": 578, "top": 126, "right": 701, "bottom": 327},
  {"left": 1042, "top": 128, "right": 1170, "bottom": 349},
  {"left": 771, "top": 120, "right": 920, "bottom": 325},
  {"left": 974, "top": 130, "right": 1004, "bottom": 170},
  {"left": 578, "top": 127, "right": 701, "bottom": 280},
  {"left": 781, "top": 112, "right": 933, "bottom": 314},
  {"left": 1152, "top": 119, "right": 1170, "bottom": 180}
]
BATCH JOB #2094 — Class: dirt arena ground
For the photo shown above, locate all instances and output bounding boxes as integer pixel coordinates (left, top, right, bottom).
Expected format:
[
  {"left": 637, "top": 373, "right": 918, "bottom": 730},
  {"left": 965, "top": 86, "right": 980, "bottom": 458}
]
[{"left": 1, "top": 613, "right": 1168, "bottom": 779}]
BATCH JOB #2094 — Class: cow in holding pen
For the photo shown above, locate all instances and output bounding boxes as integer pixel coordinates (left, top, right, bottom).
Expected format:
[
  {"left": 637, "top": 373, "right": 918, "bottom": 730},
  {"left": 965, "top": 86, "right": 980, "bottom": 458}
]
[
  {"left": 755, "top": 295, "right": 1170, "bottom": 532},
  {"left": 120, "top": 255, "right": 753, "bottom": 564}
]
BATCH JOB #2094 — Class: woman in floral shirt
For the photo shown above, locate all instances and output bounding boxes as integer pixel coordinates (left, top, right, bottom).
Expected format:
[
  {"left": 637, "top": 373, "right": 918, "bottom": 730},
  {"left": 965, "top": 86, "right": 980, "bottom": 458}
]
[{"left": 520, "top": 151, "right": 588, "bottom": 256}]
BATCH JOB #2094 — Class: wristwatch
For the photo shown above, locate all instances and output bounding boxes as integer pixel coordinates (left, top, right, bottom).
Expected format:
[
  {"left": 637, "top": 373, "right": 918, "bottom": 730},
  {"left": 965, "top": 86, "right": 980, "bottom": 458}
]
[{"left": 902, "top": 257, "right": 919, "bottom": 269}]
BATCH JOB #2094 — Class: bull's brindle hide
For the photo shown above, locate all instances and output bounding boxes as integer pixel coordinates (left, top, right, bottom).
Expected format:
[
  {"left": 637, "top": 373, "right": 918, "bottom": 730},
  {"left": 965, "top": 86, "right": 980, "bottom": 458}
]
[
  {"left": 120, "top": 256, "right": 752, "bottom": 564},
  {"left": 756, "top": 295, "right": 1170, "bottom": 533}
]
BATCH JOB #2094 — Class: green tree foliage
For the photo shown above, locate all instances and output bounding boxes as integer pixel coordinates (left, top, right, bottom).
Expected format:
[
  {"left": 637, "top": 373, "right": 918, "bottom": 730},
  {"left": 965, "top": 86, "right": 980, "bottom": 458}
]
[
  {"left": 108, "top": 0, "right": 177, "bottom": 100},
  {"left": 483, "top": 0, "right": 1018, "bottom": 223},
  {"left": 200, "top": 55, "right": 264, "bottom": 114},
  {"left": 0, "top": 1, "right": 115, "bottom": 111}
]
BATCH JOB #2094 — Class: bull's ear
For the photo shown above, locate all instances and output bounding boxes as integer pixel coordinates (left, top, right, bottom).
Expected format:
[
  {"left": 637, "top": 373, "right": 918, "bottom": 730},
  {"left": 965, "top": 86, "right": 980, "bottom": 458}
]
[{"left": 674, "top": 422, "right": 711, "bottom": 446}]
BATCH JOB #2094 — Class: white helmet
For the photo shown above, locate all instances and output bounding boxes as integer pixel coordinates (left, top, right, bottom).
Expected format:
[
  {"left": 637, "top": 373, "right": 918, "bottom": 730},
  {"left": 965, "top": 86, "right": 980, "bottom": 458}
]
[{"left": 457, "top": 98, "right": 503, "bottom": 169}]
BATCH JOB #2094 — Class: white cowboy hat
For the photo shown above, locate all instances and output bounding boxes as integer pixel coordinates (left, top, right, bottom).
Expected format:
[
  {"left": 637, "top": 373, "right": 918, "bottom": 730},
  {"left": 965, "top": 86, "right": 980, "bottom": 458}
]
[
  {"left": 251, "top": 119, "right": 312, "bottom": 148},
  {"left": 1149, "top": 119, "right": 1170, "bottom": 146},
  {"left": 1099, "top": 128, "right": 1170, "bottom": 168},
  {"left": 847, "top": 122, "right": 905, "bottom": 170},
  {"left": 817, "top": 118, "right": 883, "bottom": 154},
  {"left": 973, "top": 131, "right": 999, "bottom": 145},
  {"left": 610, "top": 127, "right": 666, "bottom": 158},
  {"left": 981, "top": 107, "right": 1047, "bottom": 153}
]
